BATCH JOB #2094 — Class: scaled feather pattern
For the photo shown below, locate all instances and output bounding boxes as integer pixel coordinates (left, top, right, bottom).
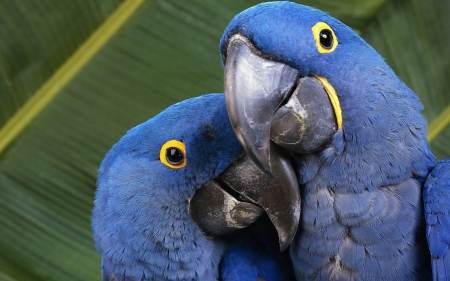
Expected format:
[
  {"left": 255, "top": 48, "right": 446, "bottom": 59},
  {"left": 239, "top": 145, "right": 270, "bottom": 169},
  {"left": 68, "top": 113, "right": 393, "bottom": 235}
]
[{"left": 220, "top": 2, "right": 450, "bottom": 280}]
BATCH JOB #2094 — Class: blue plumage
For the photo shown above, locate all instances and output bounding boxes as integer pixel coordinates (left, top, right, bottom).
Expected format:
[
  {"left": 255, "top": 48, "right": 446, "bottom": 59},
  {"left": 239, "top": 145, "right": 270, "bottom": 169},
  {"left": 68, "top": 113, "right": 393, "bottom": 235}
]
[
  {"left": 425, "top": 158, "right": 450, "bottom": 281},
  {"left": 92, "top": 94, "right": 241, "bottom": 280},
  {"left": 92, "top": 94, "right": 295, "bottom": 280},
  {"left": 220, "top": 2, "right": 434, "bottom": 192},
  {"left": 222, "top": 240, "right": 288, "bottom": 281},
  {"left": 220, "top": 2, "right": 449, "bottom": 280},
  {"left": 221, "top": 218, "right": 296, "bottom": 281}
]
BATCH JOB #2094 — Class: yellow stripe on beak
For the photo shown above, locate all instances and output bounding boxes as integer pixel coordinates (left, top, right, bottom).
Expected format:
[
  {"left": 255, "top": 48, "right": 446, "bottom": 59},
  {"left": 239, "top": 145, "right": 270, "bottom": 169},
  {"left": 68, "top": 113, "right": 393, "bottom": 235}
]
[{"left": 313, "top": 75, "right": 343, "bottom": 130}]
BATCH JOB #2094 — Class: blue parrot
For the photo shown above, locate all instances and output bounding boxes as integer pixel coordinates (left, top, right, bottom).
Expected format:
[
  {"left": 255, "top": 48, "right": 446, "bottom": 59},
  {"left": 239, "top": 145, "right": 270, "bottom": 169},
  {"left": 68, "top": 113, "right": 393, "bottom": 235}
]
[
  {"left": 219, "top": 2, "right": 449, "bottom": 280},
  {"left": 92, "top": 93, "right": 299, "bottom": 280},
  {"left": 425, "top": 158, "right": 450, "bottom": 281}
]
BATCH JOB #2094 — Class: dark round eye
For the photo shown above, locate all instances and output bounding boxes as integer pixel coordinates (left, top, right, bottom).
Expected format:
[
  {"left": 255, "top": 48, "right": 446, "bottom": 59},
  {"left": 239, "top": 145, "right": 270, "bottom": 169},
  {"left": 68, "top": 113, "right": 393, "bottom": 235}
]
[
  {"left": 165, "top": 147, "right": 184, "bottom": 165},
  {"left": 319, "top": 29, "right": 333, "bottom": 49},
  {"left": 160, "top": 140, "right": 186, "bottom": 169}
]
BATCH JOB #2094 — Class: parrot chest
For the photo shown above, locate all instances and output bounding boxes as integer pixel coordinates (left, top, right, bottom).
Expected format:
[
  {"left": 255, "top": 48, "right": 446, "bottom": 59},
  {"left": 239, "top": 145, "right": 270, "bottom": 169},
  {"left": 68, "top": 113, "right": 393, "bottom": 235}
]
[{"left": 290, "top": 178, "right": 431, "bottom": 280}]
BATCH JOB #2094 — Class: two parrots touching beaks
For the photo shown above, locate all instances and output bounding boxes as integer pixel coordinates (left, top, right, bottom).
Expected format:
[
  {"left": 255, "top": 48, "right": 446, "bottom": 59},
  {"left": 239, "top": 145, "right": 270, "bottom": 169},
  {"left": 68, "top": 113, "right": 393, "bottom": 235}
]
[{"left": 92, "top": 2, "right": 450, "bottom": 280}]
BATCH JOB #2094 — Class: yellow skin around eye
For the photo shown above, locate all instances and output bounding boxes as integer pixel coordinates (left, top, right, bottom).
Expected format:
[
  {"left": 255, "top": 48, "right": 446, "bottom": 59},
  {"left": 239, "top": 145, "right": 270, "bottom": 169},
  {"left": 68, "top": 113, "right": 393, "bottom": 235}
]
[
  {"left": 311, "top": 22, "right": 338, "bottom": 54},
  {"left": 160, "top": 140, "right": 187, "bottom": 169}
]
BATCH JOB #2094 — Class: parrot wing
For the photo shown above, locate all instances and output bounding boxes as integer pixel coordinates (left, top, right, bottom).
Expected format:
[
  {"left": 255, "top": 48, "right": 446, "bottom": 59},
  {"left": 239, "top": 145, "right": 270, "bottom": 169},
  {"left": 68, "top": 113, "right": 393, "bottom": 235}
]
[
  {"left": 424, "top": 158, "right": 450, "bottom": 281},
  {"left": 220, "top": 2, "right": 435, "bottom": 279}
]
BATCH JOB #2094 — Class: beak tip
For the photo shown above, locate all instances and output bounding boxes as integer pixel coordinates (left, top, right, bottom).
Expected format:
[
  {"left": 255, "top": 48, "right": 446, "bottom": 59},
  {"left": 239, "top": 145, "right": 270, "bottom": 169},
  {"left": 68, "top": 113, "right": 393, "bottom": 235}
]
[
  {"left": 255, "top": 158, "right": 273, "bottom": 176},
  {"left": 276, "top": 218, "right": 298, "bottom": 251},
  {"left": 242, "top": 142, "right": 275, "bottom": 176},
  {"left": 279, "top": 241, "right": 289, "bottom": 252}
]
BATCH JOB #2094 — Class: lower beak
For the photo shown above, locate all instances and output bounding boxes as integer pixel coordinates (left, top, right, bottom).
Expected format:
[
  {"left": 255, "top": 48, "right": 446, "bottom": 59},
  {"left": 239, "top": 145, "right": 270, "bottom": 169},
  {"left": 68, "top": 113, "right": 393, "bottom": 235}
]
[
  {"left": 190, "top": 147, "right": 300, "bottom": 251},
  {"left": 189, "top": 179, "right": 264, "bottom": 236}
]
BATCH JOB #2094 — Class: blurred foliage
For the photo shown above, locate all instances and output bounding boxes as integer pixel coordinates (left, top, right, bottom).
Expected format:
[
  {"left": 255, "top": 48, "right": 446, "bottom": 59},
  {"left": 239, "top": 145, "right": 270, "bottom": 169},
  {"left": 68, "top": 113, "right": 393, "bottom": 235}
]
[
  {"left": 363, "top": 0, "right": 450, "bottom": 158},
  {"left": 0, "top": 0, "right": 448, "bottom": 280}
]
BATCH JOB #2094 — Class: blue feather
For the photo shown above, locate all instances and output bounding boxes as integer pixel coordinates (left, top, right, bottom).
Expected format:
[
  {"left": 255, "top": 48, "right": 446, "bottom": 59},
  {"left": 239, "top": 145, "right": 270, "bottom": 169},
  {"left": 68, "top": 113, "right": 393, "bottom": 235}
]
[
  {"left": 221, "top": 217, "right": 296, "bottom": 281},
  {"left": 220, "top": 2, "right": 438, "bottom": 279},
  {"left": 93, "top": 94, "right": 293, "bottom": 280},
  {"left": 425, "top": 158, "right": 450, "bottom": 281}
]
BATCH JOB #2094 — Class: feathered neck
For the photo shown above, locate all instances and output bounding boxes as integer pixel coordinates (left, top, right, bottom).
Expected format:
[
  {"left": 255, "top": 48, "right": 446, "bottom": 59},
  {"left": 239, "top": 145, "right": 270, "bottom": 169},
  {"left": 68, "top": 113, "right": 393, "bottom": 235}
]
[
  {"left": 93, "top": 155, "right": 224, "bottom": 280},
  {"left": 295, "top": 69, "right": 435, "bottom": 194}
]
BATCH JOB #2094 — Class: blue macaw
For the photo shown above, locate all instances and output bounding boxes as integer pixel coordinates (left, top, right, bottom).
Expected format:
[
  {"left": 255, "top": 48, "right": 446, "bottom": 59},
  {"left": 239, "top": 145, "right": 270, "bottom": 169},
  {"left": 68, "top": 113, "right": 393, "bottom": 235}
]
[
  {"left": 92, "top": 93, "right": 299, "bottom": 280},
  {"left": 220, "top": 2, "right": 449, "bottom": 280},
  {"left": 425, "top": 158, "right": 450, "bottom": 281}
]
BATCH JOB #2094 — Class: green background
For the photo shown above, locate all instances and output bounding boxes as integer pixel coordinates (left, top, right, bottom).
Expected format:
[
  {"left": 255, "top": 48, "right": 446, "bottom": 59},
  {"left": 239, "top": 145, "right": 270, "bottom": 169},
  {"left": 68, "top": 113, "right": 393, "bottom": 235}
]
[{"left": 0, "top": 0, "right": 449, "bottom": 280}]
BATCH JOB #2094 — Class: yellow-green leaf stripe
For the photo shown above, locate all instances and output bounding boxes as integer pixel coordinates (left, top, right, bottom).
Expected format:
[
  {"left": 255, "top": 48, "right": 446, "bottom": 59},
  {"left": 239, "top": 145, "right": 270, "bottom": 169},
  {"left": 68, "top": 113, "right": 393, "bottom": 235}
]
[
  {"left": 0, "top": 0, "right": 146, "bottom": 155},
  {"left": 0, "top": 0, "right": 445, "bottom": 152},
  {"left": 428, "top": 104, "right": 450, "bottom": 142}
]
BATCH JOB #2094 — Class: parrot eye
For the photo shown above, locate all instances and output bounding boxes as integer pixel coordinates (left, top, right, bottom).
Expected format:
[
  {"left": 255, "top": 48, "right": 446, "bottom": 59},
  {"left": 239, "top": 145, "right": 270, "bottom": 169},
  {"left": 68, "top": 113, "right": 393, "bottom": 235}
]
[
  {"left": 312, "top": 22, "right": 338, "bottom": 54},
  {"left": 160, "top": 140, "right": 187, "bottom": 169},
  {"left": 166, "top": 148, "right": 184, "bottom": 164},
  {"left": 319, "top": 29, "right": 333, "bottom": 48}
]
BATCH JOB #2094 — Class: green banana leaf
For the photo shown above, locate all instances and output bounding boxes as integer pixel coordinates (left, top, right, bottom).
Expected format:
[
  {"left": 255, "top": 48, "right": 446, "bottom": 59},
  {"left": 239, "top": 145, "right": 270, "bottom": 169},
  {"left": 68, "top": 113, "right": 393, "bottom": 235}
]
[{"left": 0, "top": 0, "right": 448, "bottom": 280}]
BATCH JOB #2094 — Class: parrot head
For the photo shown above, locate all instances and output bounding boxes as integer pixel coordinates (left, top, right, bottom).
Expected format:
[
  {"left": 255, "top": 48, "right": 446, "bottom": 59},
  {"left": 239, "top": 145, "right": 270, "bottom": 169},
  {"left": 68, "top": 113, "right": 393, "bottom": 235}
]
[
  {"left": 92, "top": 94, "right": 299, "bottom": 279},
  {"left": 220, "top": 2, "right": 434, "bottom": 192}
]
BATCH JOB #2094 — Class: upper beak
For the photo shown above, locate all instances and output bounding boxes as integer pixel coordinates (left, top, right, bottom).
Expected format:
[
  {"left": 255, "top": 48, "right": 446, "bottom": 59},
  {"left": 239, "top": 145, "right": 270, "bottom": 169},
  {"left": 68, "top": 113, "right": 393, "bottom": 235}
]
[
  {"left": 224, "top": 34, "right": 339, "bottom": 171},
  {"left": 224, "top": 34, "right": 300, "bottom": 174}
]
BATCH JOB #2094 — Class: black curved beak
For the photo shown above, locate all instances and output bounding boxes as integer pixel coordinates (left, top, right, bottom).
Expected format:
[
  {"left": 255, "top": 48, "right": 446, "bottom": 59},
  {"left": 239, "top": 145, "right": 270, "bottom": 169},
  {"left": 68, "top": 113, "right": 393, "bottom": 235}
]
[
  {"left": 223, "top": 34, "right": 341, "bottom": 250},
  {"left": 189, "top": 178, "right": 264, "bottom": 236},
  {"left": 224, "top": 34, "right": 339, "bottom": 172},
  {"left": 190, "top": 148, "right": 300, "bottom": 251},
  {"left": 224, "top": 34, "right": 300, "bottom": 174}
]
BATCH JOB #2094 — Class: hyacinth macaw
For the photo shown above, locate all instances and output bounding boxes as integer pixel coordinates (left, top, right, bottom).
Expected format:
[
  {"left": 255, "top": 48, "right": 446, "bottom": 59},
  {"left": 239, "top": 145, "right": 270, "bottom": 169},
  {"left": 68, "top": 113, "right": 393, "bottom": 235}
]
[
  {"left": 220, "top": 2, "right": 449, "bottom": 280},
  {"left": 92, "top": 93, "right": 299, "bottom": 280},
  {"left": 425, "top": 158, "right": 450, "bottom": 281}
]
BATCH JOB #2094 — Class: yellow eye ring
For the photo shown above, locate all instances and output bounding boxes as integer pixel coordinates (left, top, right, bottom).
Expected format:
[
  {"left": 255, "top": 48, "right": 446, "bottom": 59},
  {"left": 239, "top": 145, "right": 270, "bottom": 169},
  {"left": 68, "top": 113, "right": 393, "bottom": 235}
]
[
  {"left": 160, "top": 140, "right": 186, "bottom": 169},
  {"left": 312, "top": 22, "right": 338, "bottom": 54}
]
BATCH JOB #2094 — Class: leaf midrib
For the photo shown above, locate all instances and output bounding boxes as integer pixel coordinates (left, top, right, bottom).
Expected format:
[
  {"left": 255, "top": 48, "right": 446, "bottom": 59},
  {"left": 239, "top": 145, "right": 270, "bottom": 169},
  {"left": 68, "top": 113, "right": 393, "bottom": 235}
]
[{"left": 0, "top": 0, "right": 146, "bottom": 155}]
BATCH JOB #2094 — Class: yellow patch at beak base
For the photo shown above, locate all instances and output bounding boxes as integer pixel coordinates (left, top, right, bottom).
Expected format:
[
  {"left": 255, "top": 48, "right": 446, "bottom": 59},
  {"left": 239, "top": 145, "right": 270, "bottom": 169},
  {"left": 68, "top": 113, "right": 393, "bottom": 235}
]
[{"left": 313, "top": 75, "right": 343, "bottom": 130}]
